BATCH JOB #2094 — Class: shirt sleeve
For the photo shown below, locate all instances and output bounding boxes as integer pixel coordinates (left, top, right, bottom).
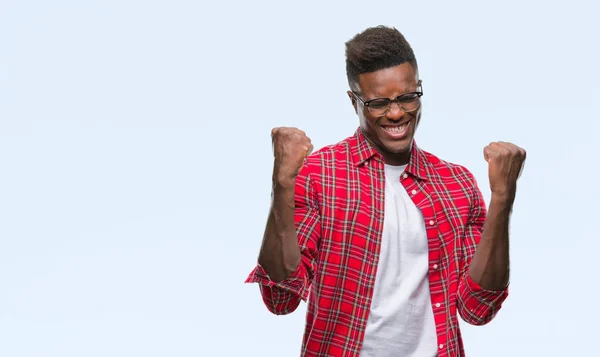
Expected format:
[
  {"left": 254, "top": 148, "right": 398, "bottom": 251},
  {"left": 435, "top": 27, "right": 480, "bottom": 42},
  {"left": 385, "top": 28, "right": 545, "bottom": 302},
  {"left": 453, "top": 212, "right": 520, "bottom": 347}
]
[
  {"left": 456, "top": 168, "right": 509, "bottom": 326},
  {"left": 245, "top": 162, "right": 320, "bottom": 315}
]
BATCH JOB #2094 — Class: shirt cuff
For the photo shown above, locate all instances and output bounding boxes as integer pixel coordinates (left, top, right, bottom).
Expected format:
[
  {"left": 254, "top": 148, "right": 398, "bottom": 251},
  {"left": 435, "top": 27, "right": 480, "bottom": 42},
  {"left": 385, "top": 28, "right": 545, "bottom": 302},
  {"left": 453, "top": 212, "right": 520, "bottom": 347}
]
[
  {"left": 245, "top": 263, "right": 310, "bottom": 301},
  {"left": 462, "top": 274, "right": 508, "bottom": 308}
]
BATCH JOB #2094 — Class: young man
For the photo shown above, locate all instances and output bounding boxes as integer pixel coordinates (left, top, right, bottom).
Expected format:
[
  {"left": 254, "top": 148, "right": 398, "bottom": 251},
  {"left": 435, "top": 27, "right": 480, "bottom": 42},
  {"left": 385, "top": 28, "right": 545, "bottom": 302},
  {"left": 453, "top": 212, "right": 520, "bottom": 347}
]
[{"left": 246, "top": 25, "right": 526, "bottom": 357}]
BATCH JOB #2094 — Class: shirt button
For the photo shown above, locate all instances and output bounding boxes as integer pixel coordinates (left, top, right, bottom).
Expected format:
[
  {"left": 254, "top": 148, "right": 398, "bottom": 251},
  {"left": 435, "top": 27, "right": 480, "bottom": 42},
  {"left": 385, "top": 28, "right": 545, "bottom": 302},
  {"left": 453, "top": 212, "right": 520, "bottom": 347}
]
[
  {"left": 429, "top": 220, "right": 435, "bottom": 226},
  {"left": 439, "top": 344, "right": 444, "bottom": 349},
  {"left": 433, "top": 264, "right": 438, "bottom": 270},
  {"left": 411, "top": 189, "right": 417, "bottom": 195},
  {"left": 402, "top": 173, "right": 408, "bottom": 179},
  {"left": 435, "top": 303, "right": 441, "bottom": 308}
]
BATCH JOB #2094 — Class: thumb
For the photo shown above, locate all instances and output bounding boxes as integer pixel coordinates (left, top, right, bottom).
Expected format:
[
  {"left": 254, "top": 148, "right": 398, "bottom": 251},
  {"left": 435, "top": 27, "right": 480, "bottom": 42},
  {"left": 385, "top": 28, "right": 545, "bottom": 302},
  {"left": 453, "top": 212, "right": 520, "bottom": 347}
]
[
  {"left": 518, "top": 159, "right": 526, "bottom": 179},
  {"left": 306, "top": 144, "right": 314, "bottom": 157}
]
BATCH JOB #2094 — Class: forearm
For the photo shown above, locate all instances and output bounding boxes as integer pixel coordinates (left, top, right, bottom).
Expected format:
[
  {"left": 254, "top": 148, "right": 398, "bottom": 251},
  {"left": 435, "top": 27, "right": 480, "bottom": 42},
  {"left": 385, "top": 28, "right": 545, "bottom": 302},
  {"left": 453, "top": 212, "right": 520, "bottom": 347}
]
[
  {"left": 468, "top": 194, "right": 513, "bottom": 290},
  {"left": 258, "top": 181, "right": 302, "bottom": 282}
]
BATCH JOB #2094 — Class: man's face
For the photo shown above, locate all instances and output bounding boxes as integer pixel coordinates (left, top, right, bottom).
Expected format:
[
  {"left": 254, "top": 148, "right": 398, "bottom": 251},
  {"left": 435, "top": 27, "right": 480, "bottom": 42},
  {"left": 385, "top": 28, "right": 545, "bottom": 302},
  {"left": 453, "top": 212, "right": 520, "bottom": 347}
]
[{"left": 348, "top": 62, "right": 421, "bottom": 166}]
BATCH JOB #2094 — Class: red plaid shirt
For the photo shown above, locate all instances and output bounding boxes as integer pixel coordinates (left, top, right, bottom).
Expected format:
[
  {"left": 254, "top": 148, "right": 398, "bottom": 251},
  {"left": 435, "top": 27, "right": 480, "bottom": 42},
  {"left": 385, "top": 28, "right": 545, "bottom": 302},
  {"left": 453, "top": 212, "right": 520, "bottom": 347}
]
[{"left": 246, "top": 128, "right": 508, "bottom": 357}]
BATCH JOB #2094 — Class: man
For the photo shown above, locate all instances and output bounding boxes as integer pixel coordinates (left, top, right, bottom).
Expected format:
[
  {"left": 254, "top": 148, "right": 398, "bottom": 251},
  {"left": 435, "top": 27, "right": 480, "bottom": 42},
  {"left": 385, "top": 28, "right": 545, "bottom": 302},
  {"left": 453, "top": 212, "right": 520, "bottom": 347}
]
[{"left": 246, "top": 25, "right": 526, "bottom": 357}]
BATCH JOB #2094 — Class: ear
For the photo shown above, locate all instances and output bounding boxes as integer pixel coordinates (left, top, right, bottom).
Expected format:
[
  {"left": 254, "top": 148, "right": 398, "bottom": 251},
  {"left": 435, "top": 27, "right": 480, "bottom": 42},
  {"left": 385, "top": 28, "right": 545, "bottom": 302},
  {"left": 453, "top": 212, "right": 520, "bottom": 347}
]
[{"left": 347, "top": 91, "right": 358, "bottom": 114}]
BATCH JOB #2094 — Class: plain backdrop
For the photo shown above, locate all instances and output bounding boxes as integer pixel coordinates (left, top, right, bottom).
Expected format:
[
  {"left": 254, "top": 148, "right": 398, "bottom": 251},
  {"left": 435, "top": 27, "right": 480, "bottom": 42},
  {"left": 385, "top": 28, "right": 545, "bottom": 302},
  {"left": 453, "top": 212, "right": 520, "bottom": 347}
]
[{"left": 1, "top": 0, "right": 599, "bottom": 356}]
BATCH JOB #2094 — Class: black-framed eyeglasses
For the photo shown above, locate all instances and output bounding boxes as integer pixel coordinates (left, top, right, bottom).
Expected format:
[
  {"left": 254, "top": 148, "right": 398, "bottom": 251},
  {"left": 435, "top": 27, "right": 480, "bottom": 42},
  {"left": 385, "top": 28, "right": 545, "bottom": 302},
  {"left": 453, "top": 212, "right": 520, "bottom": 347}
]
[{"left": 352, "top": 80, "right": 423, "bottom": 117}]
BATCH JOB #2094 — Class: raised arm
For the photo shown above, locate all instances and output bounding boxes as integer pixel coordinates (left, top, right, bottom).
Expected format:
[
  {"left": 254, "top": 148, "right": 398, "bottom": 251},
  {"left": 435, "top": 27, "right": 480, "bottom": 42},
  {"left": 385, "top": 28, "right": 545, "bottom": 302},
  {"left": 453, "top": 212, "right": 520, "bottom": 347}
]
[
  {"left": 468, "top": 141, "right": 526, "bottom": 290},
  {"left": 457, "top": 142, "right": 526, "bottom": 325},
  {"left": 245, "top": 127, "right": 320, "bottom": 315}
]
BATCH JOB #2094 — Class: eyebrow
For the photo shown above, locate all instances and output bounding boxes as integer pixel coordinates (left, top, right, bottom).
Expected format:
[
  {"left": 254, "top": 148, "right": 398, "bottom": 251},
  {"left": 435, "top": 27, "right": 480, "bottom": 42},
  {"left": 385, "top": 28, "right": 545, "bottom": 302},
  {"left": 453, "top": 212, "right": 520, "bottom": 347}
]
[
  {"left": 364, "top": 81, "right": 421, "bottom": 101},
  {"left": 366, "top": 90, "right": 420, "bottom": 102}
]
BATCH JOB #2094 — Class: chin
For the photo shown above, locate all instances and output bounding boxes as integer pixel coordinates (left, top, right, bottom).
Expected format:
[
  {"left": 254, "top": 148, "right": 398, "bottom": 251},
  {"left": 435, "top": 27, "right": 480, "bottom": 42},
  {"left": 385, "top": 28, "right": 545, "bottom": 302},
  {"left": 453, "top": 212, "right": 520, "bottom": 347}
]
[
  {"left": 382, "top": 138, "right": 413, "bottom": 154},
  {"left": 385, "top": 146, "right": 411, "bottom": 155}
]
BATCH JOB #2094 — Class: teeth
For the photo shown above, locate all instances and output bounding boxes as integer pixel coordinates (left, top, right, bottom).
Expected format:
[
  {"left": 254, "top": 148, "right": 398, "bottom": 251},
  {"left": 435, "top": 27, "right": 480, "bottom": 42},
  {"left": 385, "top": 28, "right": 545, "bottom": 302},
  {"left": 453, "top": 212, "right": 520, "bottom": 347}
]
[{"left": 383, "top": 123, "right": 408, "bottom": 133}]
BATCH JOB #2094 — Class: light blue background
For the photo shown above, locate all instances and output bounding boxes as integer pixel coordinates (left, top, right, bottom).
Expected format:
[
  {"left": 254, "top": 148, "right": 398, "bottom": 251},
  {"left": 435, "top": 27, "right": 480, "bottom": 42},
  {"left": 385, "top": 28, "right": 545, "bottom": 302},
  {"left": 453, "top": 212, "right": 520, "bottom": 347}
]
[{"left": 1, "top": 1, "right": 598, "bottom": 356}]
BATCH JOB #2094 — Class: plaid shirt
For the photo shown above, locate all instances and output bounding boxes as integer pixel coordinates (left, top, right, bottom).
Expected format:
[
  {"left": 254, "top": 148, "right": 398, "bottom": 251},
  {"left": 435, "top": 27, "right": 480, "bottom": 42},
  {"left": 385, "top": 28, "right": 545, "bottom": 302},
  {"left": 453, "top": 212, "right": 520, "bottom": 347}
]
[{"left": 246, "top": 128, "right": 508, "bottom": 357}]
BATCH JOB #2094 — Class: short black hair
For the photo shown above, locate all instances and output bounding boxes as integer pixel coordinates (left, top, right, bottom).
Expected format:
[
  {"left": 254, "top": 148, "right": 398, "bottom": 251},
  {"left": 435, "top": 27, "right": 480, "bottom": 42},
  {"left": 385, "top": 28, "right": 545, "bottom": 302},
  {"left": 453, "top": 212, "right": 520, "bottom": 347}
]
[{"left": 345, "top": 26, "right": 418, "bottom": 91}]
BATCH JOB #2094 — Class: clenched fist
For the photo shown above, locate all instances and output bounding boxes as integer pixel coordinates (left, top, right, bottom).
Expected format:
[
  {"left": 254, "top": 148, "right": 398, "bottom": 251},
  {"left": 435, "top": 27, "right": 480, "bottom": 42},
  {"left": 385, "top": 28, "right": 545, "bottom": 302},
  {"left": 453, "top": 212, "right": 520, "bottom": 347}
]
[
  {"left": 271, "top": 127, "right": 313, "bottom": 187},
  {"left": 484, "top": 141, "right": 526, "bottom": 201}
]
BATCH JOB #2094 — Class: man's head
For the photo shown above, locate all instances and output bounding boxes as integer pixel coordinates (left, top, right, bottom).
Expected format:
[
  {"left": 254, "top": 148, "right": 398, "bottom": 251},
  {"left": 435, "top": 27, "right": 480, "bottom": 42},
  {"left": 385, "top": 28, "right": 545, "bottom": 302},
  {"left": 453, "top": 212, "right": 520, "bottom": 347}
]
[{"left": 345, "top": 26, "right": 422, "bottom": 166}]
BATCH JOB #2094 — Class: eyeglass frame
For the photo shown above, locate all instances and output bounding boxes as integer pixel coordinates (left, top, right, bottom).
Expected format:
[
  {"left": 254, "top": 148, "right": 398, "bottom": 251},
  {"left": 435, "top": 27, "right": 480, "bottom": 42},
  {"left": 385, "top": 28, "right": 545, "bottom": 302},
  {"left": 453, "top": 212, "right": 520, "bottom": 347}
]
[{"left": 351, "top": 80, "right": 424, "bottom": 117}]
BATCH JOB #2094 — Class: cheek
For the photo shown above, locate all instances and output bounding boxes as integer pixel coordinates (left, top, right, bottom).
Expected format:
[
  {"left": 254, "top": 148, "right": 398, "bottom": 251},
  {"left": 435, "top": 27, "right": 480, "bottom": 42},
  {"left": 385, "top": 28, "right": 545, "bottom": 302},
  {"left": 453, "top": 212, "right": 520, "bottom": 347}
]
[
  {"left": 359, "top": 111, "right": 378, "bottom": 126},
  {"left": 359, "top": 114, "right": 379, "bottom": 132},
  {"left": 413, "top": 110, "right": 422, "bottom": 127}
]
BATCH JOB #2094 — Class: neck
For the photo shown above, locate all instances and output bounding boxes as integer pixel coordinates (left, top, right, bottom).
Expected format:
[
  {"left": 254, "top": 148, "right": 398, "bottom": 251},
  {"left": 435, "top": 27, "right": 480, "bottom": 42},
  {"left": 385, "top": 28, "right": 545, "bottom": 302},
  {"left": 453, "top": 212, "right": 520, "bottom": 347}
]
[{"left": 382, "top": 152, "right": 410, "bottom": 166}]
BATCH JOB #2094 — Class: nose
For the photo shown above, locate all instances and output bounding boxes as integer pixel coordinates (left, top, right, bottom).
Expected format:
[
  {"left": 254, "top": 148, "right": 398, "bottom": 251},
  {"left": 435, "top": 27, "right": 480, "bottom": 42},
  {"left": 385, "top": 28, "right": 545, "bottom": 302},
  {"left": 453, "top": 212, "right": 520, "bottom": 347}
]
[{"left": 386, "top": 102, "right": 406, "bottom": 121}]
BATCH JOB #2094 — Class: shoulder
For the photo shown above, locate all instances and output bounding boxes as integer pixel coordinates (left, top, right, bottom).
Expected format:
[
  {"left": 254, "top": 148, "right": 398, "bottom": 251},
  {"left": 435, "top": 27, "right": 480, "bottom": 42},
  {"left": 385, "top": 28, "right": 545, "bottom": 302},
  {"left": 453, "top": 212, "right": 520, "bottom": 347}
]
[
  {"left": 421, "top": 148, "right": 480, "bottom": 190},
  {"left": 302, "top": 134, "right": 356, "bottom": 172},
  {"left": 293, "top": 135, "right": 355, "bottom": 201},
  {"left": 421, "top": 149, "right": 486, "bottom": 214}
]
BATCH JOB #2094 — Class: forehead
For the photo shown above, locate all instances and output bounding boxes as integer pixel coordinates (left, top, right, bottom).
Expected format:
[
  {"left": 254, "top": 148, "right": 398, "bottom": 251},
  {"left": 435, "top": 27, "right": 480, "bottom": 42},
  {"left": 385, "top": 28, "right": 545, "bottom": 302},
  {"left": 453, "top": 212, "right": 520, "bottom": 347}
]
[{"left": 357, "top": 62, "right": 419, "bottom": 98}]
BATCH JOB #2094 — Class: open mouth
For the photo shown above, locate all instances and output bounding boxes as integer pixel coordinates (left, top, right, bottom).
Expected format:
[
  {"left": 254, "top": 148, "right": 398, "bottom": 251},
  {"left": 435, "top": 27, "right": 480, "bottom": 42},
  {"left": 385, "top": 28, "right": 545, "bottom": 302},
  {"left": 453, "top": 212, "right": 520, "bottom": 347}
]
[{"left": 380, "top": 121, "right": 410, "bottom": 138}]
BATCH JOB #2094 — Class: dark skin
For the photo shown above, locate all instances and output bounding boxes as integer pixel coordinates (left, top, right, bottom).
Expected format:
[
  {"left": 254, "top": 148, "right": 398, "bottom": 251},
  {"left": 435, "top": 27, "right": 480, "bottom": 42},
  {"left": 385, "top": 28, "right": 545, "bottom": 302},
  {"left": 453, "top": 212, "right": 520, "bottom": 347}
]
[
  {"left": 259, "top": 63, "right": 526, "bottom": 290},
  {"left": 347, "top": 62, "right": 422, "bottom": 166},
  {"left": 470, "top": 141, "right": 526, "bottom": 289},
  {"left": 257, "top": 127, "right": 312, "bottom": 282}
]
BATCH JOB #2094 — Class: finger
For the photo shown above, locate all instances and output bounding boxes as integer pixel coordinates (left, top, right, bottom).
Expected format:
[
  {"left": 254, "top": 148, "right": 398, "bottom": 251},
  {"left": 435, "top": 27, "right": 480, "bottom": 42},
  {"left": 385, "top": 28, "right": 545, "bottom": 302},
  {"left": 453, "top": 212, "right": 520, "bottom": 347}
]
[
  {"left": 519, "top": 147, "right": 527, "bottom": 159},
  {"left": 497, "top": 141, "right": 516, "bottom": 151},
  {"left": 271, "top": 128, "right": 278, "bottom": 155},
  {"left": 492, "top": 142, "right": 511, "bottom": 155},
  {"left": 484, "top": 146, "right": 504, "bottom": 163},
  {"left": 499, "top": 143, "right": 524, "bottom": 161},
  {"left": 518, "top": 159, "right": 525, "bottom": 179},
  {"left": 497, "top": 142, "right": 523, "bottom": 156},
  {"left": 505, "top": 143, "right": 522, "bottom": 156},
  {"left": 490, "top": 141, "right": 510, "bottom": 152}
]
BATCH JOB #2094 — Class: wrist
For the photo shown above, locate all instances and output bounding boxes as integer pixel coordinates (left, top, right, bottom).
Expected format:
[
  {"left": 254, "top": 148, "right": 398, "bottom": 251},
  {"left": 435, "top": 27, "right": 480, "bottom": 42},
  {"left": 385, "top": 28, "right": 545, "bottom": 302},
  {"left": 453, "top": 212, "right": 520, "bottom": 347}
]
[
  {"left": 273, "top": 175, "right": 296, "bottom": 189},
  {"left": 273, "top": 164, "right": 299, "bottom": 188},
  {"left": 490, "top": 192, "right": 514, "bottom": 208},
  {"left": 490, "top": 185, "right": 516, "bottom": 202}
]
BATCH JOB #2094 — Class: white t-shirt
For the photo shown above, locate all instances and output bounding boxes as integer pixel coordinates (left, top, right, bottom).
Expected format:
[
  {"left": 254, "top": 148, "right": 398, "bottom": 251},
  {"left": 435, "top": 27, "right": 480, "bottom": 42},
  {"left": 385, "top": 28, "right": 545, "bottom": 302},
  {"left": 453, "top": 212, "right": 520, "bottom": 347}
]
[{"left": 359, "top": 164, "right": 438, "bottom": 357}]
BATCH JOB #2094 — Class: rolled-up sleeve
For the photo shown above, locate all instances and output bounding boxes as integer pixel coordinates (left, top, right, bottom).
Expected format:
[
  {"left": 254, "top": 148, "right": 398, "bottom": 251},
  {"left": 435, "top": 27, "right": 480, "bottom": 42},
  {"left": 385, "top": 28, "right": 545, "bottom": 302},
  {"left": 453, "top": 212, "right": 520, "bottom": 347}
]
[
  {"left": 245, "top": 163, "right": 320, "bottom": 315},
  {"left": 456, "top": 169, "right": 508, "bottom": 326}
]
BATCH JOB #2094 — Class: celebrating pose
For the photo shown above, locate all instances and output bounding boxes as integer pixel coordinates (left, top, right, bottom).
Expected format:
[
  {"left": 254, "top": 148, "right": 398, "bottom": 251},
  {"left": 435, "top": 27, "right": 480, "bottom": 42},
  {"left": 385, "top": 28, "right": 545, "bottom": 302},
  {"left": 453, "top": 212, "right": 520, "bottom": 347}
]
[{"left": 246, "top": 25, "right": 526, "bottom": 357}]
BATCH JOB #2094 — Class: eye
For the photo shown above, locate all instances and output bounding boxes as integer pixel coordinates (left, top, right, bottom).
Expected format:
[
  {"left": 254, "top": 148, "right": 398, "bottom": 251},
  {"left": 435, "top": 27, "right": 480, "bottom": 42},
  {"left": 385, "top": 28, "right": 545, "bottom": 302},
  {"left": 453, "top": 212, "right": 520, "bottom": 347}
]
[
  {"left": 367, "top": 99, "right": 389, "bottom": 109},
  {"left": 397, "top": 93, "right": 419, "bottom": 103}
]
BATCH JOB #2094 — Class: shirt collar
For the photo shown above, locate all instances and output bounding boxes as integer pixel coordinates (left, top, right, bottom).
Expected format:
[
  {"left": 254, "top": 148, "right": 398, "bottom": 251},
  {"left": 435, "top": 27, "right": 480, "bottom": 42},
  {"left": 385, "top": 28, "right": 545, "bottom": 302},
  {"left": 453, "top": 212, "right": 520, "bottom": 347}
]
[{"left": 351, "top": 127, "right": 429, "bottom": 181}]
